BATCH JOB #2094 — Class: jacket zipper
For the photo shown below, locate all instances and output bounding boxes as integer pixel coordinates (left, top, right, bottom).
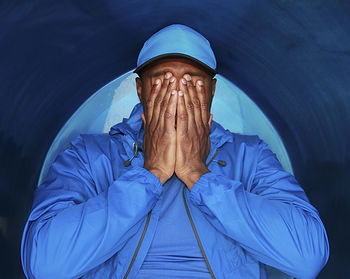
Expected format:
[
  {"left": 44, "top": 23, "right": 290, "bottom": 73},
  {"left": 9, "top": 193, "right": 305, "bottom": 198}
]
[
  {"left": 182, "top": 149, "right": 219, "bottom": 279},
  {"left": 182, "top": 187, "right": 216, "bottom": 279},
  {"left": 123, "top": 211, "right": 152, "bottom": 279},
  {"left": 123, "top": 149, "right": 219, "bottom": 278}
]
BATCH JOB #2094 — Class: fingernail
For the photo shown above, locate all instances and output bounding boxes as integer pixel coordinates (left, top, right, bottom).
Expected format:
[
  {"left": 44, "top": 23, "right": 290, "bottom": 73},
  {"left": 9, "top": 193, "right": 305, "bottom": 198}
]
[
  {"left": 155, "top": 79, "right": 161, "bottom": 85},
  {"left": 198, "top": 80, "right": 204, "bottom": 86},
  {"left": 170, "top": 77, "right": 176, "bottom": 83},
  {"left": 165, "top": 72, "right": 172, "bottom": 79},
  {"left": 171, "top": 90, "right": 177, "bottom": 95},
  {"left": 178, "top": 90, "right": 183, "bottom": 96},
  {"left": 184, "top": 75, "right": 192, "bottom": 81},
  {"left": 181, "top": 78, "right": 187, "bottom": 85}
]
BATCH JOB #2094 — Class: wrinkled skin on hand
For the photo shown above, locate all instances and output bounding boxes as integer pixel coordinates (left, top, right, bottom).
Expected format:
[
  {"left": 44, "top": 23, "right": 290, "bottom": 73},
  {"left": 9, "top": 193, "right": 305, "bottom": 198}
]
[
  {"left": 141, "top": 73, "right": 178, "bottom": 184},
  {"left": 136, "top": 58, "right": 217, "bottom": 188},
  {"left": 175, "top": 75, "right": 213, "bottom": 189}
]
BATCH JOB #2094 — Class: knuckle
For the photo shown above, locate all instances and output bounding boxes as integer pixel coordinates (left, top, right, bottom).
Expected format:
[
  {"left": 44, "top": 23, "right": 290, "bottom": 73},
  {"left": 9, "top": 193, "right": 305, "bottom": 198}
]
[
  {"left": 201, "top": 102, "right": 209, "bottom": 110},
  {"left": 164, "top": 111, "right": 175, "bottom": 119},
  {"left": 192, "top": 98, "right": 200, "bottom": 107},
  {"left": 179, "top": 113, "right": 188, "bottom": 121},
  {"left": 164, "top": 130, "right": 175, "bottom": 137},
  {"left": 186, "top": 103, "right": 194, "bottom": 111},
  {"left": 146, "top": 100, "right": 154, "bottom": 109},
  {"left": 154, "top": 97, "right": 162, "bottom": 106}
]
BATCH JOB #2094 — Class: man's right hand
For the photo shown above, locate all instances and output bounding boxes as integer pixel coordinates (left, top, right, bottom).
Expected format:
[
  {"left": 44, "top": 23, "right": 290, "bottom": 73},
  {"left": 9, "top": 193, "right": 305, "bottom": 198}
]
[{"left": 141, "top": 73, "right": 178, "bottom": 184}]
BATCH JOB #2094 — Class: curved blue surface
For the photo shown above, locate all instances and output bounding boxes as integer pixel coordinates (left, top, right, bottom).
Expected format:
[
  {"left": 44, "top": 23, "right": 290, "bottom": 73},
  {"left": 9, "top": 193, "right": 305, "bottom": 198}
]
[{"left": 0, "top": 1, "right": 349, "bottom": 278}]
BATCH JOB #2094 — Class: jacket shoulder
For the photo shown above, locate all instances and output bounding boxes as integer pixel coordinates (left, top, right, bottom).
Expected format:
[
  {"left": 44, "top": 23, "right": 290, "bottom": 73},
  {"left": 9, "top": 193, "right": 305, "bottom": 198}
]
[
  {"left": 230, "top": 132, "right": 262, "bottom": 149},
  {"left": 66, "top": 133, "right": 125, "bottom": 173},
  {"left": 75, "top": 133, "right": 122, "bottom": 156}
]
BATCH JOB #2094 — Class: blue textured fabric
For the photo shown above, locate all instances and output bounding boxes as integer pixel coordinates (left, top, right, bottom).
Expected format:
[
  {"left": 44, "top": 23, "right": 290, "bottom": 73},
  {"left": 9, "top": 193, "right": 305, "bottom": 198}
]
[
  {"left": 134, "top": 24, "right": 217, "bottom": 74},
  {"left": 135, "top": 175, "right": 211, "bottom": 278},
  {"left": 21, "top": 103, "right": 329, "bottom": 279}
]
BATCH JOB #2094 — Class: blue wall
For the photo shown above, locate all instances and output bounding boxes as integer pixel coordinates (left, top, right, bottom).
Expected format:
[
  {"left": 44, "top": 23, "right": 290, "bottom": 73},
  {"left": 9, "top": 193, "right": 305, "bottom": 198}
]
[{"left": 0, "top": 1, "right": 349, "bottom": 278}]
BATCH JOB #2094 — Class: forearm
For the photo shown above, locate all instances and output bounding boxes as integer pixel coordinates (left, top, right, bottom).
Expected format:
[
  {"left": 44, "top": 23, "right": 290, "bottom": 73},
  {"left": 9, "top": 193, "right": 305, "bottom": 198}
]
[
  {"left": 21, "top": 167, "right": 162, "bottom": 279},
  {"left": 190, "top": 173, "right": 329, "bottom": 279}
]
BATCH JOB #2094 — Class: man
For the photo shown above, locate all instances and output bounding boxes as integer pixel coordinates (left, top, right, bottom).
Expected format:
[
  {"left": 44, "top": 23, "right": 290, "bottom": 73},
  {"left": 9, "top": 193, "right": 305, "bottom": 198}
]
[{"left": 21, "top": 24, "right": 329, "bottom": 279}]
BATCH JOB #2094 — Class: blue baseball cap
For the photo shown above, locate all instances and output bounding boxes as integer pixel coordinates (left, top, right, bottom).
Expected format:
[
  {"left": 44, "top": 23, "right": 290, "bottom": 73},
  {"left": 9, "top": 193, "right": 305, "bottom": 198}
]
[{"left": 134, "top": 24, "right": 217, "bottom": 76}]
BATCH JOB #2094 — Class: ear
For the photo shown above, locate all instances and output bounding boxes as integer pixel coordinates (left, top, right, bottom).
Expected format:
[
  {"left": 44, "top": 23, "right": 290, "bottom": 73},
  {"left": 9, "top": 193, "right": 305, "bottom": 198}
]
[
  {"left": 211, "top": 78, "right": 217, "bottom": 97},
  {"left": 135, "top": 77, "right": 142, "bottom": 102}
]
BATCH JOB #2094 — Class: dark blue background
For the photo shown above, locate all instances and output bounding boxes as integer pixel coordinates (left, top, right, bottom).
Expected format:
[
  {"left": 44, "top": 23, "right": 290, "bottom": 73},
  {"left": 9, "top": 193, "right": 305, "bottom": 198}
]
[{"left": 1, "top": 1, "right": 349, "bottom": 278}]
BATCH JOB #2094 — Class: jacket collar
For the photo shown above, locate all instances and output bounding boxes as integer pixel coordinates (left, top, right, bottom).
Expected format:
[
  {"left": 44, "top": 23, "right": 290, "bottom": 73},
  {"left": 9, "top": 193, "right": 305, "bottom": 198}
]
[{"left": 109, "top": 102, "right": 233, "bottom": 150}]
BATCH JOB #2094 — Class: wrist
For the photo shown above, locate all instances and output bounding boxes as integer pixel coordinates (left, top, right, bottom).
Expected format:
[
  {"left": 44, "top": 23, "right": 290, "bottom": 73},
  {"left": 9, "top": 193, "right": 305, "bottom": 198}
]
[
  {"left": 145, "top": 167, "right": 169, "bottom": 184},
  {"left": 178, "top": 165, "right": 210, "bottom": 190}
]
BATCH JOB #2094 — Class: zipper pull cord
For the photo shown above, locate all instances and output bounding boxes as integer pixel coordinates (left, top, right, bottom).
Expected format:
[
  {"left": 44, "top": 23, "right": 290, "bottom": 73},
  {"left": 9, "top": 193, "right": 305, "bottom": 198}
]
[
  {"left": 206, "top": 149, "right": 226, "bottom": 167},
  {"left": 212, "top": 159, "right": 226, "bottom": 167},
  {"left": 124, "top": 142, "right": 139, "bottom": 167}
]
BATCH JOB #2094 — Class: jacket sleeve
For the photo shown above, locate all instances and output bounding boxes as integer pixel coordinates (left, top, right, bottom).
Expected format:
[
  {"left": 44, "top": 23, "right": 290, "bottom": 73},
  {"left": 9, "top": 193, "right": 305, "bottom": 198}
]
[
  {"left": 189, "top": 140, "right": 329, "bottom": 279},
  {"left": 21, "top": 135, "right": 163, "bottom": 279}
]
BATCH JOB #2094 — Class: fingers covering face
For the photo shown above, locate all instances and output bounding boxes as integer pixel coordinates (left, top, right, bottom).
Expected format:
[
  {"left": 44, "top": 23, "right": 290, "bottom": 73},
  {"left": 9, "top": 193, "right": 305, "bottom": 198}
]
[
  {"left": 145, "top": 79, "right": 161, "bottom": 123},
  {"left": 179, "top": 76, "right": 209, "bottom": 132},
  {"left": 195, "top": 80, "right": 209, "bottom": 127},
  {"left": 150, "top": 76, "right": 170, "bottom": 127},
  {"left": 187, "top": 78, "right": 203, "bottom": 129},
  {"left": 143, "top": 72, "right": 211, "bottom": 134},
  {"left": 145, "top": 74, "right": 175, "bottom": 130},
  {"left": 164, "top": 88, "right": 178, "bottom": 132}
]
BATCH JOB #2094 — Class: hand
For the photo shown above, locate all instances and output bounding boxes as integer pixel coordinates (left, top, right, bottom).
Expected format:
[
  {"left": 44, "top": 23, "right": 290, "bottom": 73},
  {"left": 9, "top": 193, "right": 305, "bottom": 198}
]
[
  {"left": 142, "top": 73, "right": 178, "bottom": 184},
  {"left": 175, "top": 75, "right": 213, "bottom": 189}
]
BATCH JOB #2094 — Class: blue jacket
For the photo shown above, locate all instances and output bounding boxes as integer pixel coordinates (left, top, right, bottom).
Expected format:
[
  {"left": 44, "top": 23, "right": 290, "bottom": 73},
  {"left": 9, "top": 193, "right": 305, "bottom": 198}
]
[{"left": 21, "top": 103, "right": 329, "bottom": 279}]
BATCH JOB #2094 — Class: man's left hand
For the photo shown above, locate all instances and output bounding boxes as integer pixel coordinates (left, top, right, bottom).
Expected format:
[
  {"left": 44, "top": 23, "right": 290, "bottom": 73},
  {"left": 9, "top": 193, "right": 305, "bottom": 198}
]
[{"left": 175, "top": 75, "right": 213, "bottom": 190}]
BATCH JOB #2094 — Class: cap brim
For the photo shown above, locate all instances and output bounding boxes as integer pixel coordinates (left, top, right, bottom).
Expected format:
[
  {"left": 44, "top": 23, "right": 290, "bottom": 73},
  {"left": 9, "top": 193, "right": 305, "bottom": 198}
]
[{"left": 133, "top": 53, "right": 218, "bottom": 76}]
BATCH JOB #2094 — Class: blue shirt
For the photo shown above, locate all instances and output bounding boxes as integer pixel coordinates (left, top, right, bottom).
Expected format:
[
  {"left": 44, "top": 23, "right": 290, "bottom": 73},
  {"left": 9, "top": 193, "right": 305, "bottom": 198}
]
[{"left": 136, "top": 174, "right": 211, "bottom": 278}]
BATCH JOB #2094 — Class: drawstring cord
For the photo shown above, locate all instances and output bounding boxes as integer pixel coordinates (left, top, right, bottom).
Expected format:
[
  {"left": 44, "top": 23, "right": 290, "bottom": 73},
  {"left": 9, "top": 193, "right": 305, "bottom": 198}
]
[
  {"left": 124, "top": 142, "right": 140, "bottom": 167},
  {"left": 206, "top": 149, "right": 226, "bottom": 167}
]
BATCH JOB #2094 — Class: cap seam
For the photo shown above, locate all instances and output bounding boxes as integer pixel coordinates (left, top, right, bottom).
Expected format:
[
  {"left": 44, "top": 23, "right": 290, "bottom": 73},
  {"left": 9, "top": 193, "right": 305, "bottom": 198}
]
[{"left": 134, "top": 53, "right": 217, "bottom": 75}]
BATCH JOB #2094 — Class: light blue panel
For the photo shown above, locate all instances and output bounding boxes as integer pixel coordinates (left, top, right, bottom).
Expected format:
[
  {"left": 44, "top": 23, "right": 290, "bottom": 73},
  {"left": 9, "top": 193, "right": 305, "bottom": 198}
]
[
  {"left": 38, "top": 71, "right": 138, "bottom": 183},
  {"left": 212, "top": 75, "right": 293, "bottom": 175}
]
